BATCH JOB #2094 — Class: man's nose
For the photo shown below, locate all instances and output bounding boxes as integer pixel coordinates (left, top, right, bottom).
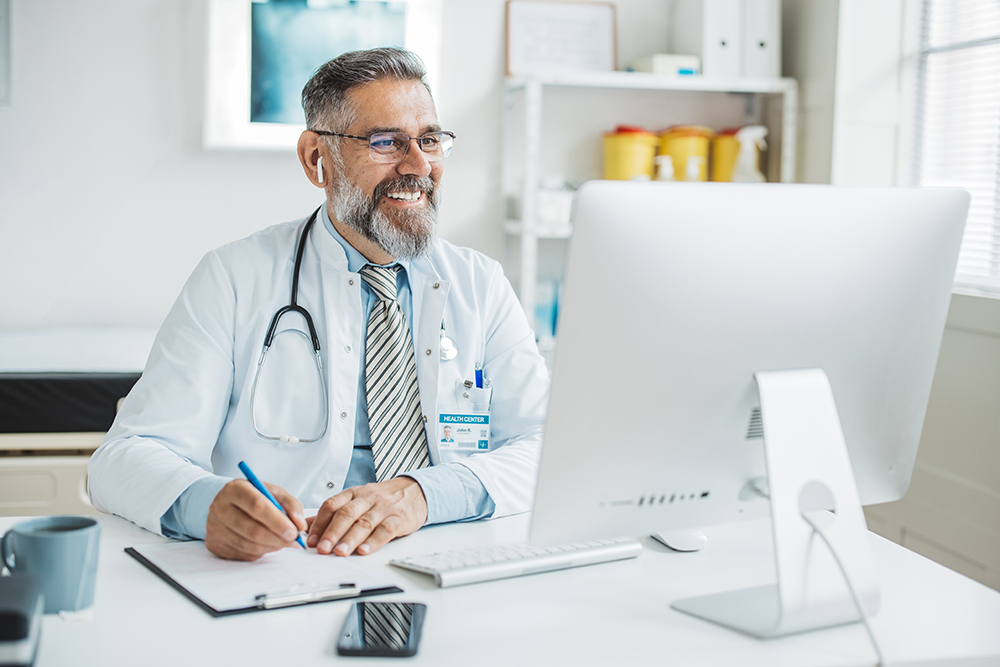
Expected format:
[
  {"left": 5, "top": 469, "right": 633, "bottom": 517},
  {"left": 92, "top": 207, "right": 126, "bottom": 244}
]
[{"left": 396, "top": 140, "right": 433, "bottom": 178}]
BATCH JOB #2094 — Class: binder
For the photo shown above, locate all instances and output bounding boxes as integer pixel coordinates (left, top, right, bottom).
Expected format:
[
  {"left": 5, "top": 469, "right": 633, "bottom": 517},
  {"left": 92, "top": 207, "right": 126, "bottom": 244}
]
[
  {"left": 743, "top": 0, "right": 781, "bottom": 78},
  {"left": 126, "top": 540, "right": 403, "bottom": 617},
  {"left": 702, "top": 0, "right": 744, "bottom": 78}
]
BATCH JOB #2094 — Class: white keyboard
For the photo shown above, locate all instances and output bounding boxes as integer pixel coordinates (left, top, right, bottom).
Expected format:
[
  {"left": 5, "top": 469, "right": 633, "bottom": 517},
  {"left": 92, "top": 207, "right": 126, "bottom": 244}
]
[{"left": 389, "top": 538, "right": 642, "bottom": 588}]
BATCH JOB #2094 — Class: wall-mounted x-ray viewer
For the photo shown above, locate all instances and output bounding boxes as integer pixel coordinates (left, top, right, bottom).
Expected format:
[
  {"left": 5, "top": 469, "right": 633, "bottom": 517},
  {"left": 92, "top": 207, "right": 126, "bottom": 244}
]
[
  {"left": 203, "top": 0, "right": 443, "bottom": 150},
  {"left": 531, "top": 181, "right": 968, "bottom": 638}
]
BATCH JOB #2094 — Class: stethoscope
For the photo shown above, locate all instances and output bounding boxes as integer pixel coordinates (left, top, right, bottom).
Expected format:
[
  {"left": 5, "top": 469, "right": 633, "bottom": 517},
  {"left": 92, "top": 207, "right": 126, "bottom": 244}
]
[{"left": 251, "top": 207, "right": 458, "bottom": 444}]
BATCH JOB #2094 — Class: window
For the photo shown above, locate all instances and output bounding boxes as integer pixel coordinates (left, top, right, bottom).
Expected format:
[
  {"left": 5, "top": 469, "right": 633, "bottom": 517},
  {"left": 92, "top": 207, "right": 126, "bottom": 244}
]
[{"left": 914, "top": 0, "right": 1000, "bottom": 292}]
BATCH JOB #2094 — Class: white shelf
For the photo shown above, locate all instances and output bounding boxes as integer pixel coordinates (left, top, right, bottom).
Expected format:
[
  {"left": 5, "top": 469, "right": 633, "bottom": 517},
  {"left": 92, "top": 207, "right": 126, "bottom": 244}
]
[
  {"left": 501, "top": 73, "right": 798, "bottom": 333},
  {"left": 505, "top": 71, "right": 797, "bottom": 95}
]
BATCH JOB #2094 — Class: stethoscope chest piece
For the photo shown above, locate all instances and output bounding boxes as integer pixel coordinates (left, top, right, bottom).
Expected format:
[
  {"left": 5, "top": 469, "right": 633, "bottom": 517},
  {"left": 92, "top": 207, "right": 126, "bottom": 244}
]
[
  {"left": 439, "top": 320, "right": 458, "bottom": 361},
  {"left": 440, "top": 335, "right": 458, "bottom": 361}
]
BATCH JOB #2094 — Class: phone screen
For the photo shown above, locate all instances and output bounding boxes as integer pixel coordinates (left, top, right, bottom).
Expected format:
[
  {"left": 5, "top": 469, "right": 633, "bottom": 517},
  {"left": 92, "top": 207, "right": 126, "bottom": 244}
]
[{"left": 337, "top": 601, "right": 426, "bottom": 657}]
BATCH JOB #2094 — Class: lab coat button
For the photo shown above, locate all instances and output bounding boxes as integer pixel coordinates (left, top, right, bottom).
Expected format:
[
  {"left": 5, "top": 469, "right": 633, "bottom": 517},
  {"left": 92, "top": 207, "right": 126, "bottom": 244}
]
[
  {"left": 425, "top": 349, "right": 432, "bottom": 355},
  {"left": 422, "top": 416, "right": 428, "bottom": 423},
  {"left": 349, "top": 279, "right": 355, "bottom": 286},
  {"left": 433, "top": 282, "right": 440, "bottom": 289},
  {"left": 345, "top": 345, "right": 352, "bottom": 352},
  {"left": 327, "top": 482, "right": 335, "bottom": 489},
  {"left": 340, "top": 412, "right": 348, "bottom": 420}
]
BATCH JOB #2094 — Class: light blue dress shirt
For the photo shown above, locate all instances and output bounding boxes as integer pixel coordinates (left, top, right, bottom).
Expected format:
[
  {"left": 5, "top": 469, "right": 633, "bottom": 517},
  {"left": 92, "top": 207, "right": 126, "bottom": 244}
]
[{"left": 161, "top": 208, "right": 495, "bottom": 540}]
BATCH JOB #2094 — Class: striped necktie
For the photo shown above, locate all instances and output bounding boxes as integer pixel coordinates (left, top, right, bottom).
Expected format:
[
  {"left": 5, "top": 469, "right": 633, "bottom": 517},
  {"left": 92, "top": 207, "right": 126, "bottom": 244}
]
[{"left": 359, "top": 264, "right": 430, "bottom": 482}]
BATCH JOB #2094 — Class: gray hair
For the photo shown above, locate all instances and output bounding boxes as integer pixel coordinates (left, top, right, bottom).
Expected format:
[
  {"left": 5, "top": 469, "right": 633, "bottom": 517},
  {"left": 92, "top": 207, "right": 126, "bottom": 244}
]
[{"left": 301, "top": 47, "right": 431, "bottom": 132}]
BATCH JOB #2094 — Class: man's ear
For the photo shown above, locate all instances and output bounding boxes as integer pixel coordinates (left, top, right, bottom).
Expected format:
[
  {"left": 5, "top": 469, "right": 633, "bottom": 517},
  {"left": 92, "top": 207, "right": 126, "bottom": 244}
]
[{"left": 297, "top": 131, "right": 325, "bottom": 188}]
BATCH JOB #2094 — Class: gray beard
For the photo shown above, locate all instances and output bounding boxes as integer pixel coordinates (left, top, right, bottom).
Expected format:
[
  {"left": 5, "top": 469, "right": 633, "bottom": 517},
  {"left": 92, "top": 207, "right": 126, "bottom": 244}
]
[{"left": 331, "top": 173, "right": 439, "bottom": 259}]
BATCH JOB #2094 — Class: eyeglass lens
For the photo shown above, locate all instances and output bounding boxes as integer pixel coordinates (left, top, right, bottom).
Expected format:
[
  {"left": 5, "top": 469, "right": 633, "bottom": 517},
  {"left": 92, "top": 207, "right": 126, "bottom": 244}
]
[{"left": 368, "top": 132, "right": 454, "bottom": 163}]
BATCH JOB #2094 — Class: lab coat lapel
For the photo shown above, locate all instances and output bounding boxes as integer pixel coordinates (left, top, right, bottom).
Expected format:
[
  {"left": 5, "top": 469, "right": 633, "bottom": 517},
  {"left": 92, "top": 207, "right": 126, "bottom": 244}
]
[{"left": 409, "top": 261, "right": 449, "bottom": 466}]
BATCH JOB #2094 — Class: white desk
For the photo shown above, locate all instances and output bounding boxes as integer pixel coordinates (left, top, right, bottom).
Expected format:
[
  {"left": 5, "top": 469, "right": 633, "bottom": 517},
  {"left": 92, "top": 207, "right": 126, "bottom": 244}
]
[{"left": 3, "top": 513, "right": 999, "bottom": 666}]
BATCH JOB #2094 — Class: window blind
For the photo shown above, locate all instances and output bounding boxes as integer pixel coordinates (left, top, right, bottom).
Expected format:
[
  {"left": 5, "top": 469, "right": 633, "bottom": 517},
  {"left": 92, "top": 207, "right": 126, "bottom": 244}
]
[{"left": 915, "top": 0, "right": 1000, "bottom": 292}]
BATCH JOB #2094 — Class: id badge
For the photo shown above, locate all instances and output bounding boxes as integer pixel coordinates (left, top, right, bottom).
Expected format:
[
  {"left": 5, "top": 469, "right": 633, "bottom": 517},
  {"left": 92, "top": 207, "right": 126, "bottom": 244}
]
[
  {"left": 438, "top": 412, "right": 490, "bottom": 451},
  {"left": 438, "top": 382, "right": 493, "bottom": 451}
]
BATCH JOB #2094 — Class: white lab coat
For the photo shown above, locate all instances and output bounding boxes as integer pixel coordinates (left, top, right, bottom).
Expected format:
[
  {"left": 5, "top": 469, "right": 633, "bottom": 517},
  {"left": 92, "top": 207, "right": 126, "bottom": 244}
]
[{"left": 88, "top": 215, "right": 550, "bottom": 535}]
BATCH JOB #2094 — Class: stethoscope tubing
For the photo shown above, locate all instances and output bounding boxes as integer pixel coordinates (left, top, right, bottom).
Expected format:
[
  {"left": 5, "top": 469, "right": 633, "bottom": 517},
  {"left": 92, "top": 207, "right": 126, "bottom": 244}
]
[
  {"left": 250, "top": 206, "right": 458, "bottom": 444},
  {"left": 251, "top": 208, "right": 329, "bottom": 444}
]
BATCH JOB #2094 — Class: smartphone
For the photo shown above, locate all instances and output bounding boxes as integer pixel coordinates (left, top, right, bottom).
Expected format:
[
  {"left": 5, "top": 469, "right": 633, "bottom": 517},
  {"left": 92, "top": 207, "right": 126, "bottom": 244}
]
[{"left": 336, "top": 601, "right": 426, "bottom": 657}]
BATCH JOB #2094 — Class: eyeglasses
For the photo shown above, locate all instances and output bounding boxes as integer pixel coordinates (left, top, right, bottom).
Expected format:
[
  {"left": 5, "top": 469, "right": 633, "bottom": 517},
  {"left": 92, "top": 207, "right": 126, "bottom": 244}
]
[{"left": 311, "top": 129, "right": 456, "bottom": 163}]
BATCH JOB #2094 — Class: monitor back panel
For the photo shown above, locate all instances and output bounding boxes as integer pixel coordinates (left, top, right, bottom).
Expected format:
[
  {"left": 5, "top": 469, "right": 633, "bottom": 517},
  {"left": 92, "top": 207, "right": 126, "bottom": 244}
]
[{"left": 530, "top": 182, "right": 968, "bottom": 546}]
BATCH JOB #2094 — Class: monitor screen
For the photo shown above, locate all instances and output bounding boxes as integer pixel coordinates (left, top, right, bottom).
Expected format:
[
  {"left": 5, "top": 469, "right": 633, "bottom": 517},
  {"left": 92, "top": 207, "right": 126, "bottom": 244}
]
[{"left": 530, "top": 181, "right": 968, "bottom": 547}]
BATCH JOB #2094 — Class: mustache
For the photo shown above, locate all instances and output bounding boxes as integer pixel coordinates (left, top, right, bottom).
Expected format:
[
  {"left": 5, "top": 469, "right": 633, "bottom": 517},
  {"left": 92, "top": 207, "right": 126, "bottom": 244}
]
[{"left": 371, "top": 175, "right": 437, "bottom": 206}]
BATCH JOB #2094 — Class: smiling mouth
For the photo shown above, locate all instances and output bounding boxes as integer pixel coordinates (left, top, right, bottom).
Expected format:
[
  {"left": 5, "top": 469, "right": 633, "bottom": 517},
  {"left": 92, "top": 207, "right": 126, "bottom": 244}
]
[{"left": 386, "top": 191, "right": 423, "bottom": 202}]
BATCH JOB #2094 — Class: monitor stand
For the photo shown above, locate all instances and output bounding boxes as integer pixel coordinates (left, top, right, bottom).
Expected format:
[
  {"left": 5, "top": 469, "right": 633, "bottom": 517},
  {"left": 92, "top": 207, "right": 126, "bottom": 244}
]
[{"left": 671, "top": 368, "right": 880, "bottom": 638}]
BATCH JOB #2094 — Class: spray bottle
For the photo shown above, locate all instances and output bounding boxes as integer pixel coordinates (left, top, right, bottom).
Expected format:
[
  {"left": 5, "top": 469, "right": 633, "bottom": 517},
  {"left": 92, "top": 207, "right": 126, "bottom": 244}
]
[{"left": 731, "top": 126, "right": 768, "bottom": 183}]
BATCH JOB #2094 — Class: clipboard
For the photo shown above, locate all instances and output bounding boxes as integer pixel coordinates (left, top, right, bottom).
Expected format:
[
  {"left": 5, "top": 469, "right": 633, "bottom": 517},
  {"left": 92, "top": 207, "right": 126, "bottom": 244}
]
[{"left": 126, "top": 541, "right": 403, "bottom": 617}]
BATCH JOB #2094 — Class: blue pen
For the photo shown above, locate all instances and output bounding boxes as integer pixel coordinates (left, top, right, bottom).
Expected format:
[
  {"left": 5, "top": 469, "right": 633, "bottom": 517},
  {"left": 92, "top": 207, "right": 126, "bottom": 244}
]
[
  {"left": 475, "top": 361, "right": 483, "bottom": 389},
  {"left": 237, "top": 461, "right": 307, "bottom": 550}
]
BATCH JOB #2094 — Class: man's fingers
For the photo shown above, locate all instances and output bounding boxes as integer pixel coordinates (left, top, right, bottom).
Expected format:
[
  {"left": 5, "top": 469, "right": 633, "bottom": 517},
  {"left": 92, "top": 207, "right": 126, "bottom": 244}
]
[
  {"left": 317, "top": 495, "right": 377, "bottom": 554},
  {"left": 206, "top": 519, "right": 276, "bottom": 561},
  {"left": 314, "top": 478, "right": 427, "bottom": 556},
  {"left": 330, "top": 510, "right": 384, "bottom": 556},
  {"left": 204, "top": 479, "right": 300, "bottom": 561},
  {"left": 356, "top": 519, "right": 402, "bottom": 555},
  {"left": 265, "top": 482, "right": 306, "bottom": 532},
  {"left": 341, "top": 514, "right": 405, "bottom": 556},
  {"left": 230, "top": 480, "right": 299, "bottom": 542},
  {"left": 307, "top": 490, "right": 361, "bottom": 549},
  {"left": 226, "top": 503, "right": 294, "bottom": 547}
]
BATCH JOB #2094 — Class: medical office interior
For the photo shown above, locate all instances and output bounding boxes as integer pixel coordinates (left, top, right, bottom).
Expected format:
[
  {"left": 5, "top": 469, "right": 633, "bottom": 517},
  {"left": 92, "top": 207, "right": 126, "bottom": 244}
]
[{"left": 0, "top": 0, "right": 998, "bottom": 619}]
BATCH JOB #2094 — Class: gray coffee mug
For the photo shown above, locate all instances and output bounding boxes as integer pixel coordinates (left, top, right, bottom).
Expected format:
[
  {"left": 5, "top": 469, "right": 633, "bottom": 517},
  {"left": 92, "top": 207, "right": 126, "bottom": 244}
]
[{"left": 2, "top": 516, "right": 100, "bottom": 614}]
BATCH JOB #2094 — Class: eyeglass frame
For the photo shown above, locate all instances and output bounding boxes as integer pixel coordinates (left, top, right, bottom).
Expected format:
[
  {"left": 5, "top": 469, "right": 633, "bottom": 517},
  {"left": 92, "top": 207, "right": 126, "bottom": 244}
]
[{"left": 310, "top": 129, "right": 456, "bottom": 163}]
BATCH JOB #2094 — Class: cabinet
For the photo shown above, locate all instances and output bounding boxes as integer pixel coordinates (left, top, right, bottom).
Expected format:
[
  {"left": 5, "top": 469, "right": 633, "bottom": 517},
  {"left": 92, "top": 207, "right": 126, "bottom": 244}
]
[
  {"left": 500, "top": 71, "right": 799, "bottom": 338},
  {"left": 0, "top": 433, "right": 101, "bottom": 517}
]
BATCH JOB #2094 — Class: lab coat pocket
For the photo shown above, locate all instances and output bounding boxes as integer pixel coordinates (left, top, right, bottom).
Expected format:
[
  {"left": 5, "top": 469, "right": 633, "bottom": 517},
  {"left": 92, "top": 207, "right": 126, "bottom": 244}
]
[{"left": 455, "top": 382, "right": 493, "bottom": 412}]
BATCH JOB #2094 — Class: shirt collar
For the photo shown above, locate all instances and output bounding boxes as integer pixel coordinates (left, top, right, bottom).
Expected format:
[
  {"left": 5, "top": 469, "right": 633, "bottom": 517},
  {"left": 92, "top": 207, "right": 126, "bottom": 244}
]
[{"left": 320, "top": 204, "right": 413, "bottom": 278}]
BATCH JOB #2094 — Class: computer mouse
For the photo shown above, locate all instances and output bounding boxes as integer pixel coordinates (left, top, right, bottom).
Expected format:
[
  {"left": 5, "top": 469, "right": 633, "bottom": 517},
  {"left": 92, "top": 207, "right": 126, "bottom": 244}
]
[{"left": 651, "top": 529, "right": 708, "bottom": 552}]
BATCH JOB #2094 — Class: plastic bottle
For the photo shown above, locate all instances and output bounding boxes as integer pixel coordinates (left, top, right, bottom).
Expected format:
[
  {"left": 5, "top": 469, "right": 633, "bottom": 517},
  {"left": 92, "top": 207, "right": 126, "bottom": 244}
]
[
  {"left": 731, "top": 126, "right": 768, "bottom": 183},
  {"left": 654, "top": 155, "right": 675, "bottom": 181},
  {"left": 685, "top": 155, "right": 706, "bottom": 182}
]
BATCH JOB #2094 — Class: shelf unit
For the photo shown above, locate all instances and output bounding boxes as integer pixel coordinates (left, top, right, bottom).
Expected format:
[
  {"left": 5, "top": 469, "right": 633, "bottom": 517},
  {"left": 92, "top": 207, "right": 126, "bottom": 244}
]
[{"left": 500, "top": 71, "right": 799, "bottom": 334}]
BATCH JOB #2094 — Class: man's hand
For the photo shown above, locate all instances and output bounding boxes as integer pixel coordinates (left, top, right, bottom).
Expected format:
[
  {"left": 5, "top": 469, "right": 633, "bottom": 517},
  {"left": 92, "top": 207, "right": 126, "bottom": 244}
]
[
  {"left": 205, "top": 479, "right": 306, "bottom": 561},
  {"left": 306, "top": 477, "right": 428, "bottom": 556}
]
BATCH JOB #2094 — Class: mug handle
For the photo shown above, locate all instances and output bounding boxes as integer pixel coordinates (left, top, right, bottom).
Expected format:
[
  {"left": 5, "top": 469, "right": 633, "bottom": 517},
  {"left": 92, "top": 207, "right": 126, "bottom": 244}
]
[{"left": 1, "top": 529, "right": 15, "bottom": 572}]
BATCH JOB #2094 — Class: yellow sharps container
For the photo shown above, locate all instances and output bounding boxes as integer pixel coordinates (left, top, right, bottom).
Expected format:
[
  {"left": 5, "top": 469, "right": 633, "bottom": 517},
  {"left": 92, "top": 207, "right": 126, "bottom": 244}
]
[
  {"left": 603, "top": 126, "right": 658, "bottom": 180},
  {"left": 658, "top": 125, "right": 714, "bottom": 182},
  {"left": 711, "top": 128, "right": 740, "bottom": 182}
]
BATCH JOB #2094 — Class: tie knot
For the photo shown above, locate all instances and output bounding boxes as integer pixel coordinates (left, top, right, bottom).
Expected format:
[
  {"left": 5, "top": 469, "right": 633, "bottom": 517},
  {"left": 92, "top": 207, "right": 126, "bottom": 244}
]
[{"left": 359, "top": 264, "right": 400, "bottom": 302}]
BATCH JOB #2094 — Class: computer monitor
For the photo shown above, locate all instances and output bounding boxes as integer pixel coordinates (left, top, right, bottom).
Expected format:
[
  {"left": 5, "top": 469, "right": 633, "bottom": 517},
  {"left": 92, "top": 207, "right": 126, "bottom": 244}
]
[{"left": 529, "top": 181, "right": 968, "bottom": 637}]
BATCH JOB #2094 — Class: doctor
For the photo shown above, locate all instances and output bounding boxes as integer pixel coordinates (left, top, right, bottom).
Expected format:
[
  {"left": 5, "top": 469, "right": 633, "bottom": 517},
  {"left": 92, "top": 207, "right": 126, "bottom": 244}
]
[{"left": 88, "top": 48, "right": 549, "bottom": 561}]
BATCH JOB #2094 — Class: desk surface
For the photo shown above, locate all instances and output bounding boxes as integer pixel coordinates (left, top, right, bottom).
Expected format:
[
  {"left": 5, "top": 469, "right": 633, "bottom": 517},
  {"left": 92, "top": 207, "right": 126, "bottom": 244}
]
[{"left": 3, "top": 513, "right": 999, "bottom": 667}]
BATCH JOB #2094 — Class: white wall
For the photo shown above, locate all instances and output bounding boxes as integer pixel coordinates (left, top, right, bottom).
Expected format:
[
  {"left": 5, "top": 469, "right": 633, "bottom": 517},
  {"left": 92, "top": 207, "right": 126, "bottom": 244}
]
[
  {"left": 0, "top": 0, "right": 318, "bottom": 330},
  {"left": 0, "top": 0, "right": 672, "bottom": 333},
  {"left": 781, "top": 0, "right": 838, "bottom": 184},
  {"left": 829, "top": 0, "right": 1000, "bottom": 591}
]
